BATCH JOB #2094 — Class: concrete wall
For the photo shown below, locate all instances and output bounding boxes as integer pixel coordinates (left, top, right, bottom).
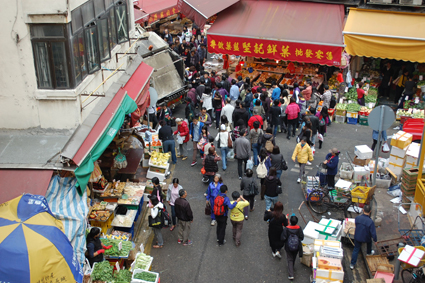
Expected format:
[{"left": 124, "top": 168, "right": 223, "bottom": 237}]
[{"left": 0, "top": 0, "right": 136, "bottom": 130}]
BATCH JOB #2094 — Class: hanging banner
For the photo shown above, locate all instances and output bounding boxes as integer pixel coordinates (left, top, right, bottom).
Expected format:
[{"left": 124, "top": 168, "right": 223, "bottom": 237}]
[
  {"left": 148, "top": 7, "right": 179, "bottom": 24},
  {"left": 207, "top": 34, "right": 342, "bottom": 66}
]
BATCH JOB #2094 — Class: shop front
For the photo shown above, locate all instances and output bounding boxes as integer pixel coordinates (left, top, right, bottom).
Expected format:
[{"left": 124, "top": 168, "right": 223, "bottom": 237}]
[
  {"left": 342, "top": 8, "right": 425, "bottom": 123},
  {"left": 206, "top": 0, "right": 345, "bottom": 95},
  {"left": 135, "top": 0, "right": 179, "bottom": 26}
]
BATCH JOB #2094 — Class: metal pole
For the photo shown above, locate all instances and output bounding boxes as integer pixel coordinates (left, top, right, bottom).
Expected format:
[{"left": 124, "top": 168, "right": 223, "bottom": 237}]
[
  {"left": 373, "top": 106, "right": 385, "bottom": 186},
  {"left": 394, "top": 242, "right": 405, "bottom": 280}
]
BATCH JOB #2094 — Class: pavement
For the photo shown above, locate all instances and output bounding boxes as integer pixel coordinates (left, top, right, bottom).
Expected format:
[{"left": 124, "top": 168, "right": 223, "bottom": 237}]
[{"left": 145, "top": 103, "right": 401, "bottom": 282}]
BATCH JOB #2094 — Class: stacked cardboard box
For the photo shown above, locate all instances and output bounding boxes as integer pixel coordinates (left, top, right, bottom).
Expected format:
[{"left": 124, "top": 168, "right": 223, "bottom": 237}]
[
  {"left": 352, "top": 145, "right": 373, "bottom": 183},
  {"left": 388, "top": 131, "right": 413, "bottom": 178},
  {"left": 405, "top": 143, "right": 420, "bottom": 169},
  {"left": 402, "top": 167, "right": 425, "bottom": 208},
  {"left": 305, "top": 219, "right": 344, "bottom": 283}
]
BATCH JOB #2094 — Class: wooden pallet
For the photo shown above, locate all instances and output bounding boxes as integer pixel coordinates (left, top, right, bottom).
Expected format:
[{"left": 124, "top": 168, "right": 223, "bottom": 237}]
[{"left": 366, "top": 255, "right": 391, "bottom": 276}]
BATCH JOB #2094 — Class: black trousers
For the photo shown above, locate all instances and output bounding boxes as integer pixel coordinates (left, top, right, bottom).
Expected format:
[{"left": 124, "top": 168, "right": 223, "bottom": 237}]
[
  {"left": 286, "top": 250, "right": 298, "bottom": 278},
  {"left": 243, "top": 194, "right": 255, "bottom": 216},
  {"left": 287, "top": 119, "right": 297, "bottom": 137},
  {"left": 327, "top": 174, "right": 336, "bottom": 189},
  {"left": 237, "top": 158, "right": 248, "bottom": 178},
  {"left": 216, "top": 215, "right": 228, "bottom": 244}
]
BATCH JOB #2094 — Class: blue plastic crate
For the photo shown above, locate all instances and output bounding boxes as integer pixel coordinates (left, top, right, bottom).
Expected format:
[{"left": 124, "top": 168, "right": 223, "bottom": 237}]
[{"left": 347, "top": 117, "right": 358, "bottom": 125}]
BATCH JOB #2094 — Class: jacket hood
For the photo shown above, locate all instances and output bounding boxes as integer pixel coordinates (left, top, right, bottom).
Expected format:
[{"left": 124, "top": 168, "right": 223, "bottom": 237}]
[
  {"left": 264, "top": 133, "right": 273, "bottom": 139},
  {"left": 266, "top": 175, "right": 276, "bottom": 181}
]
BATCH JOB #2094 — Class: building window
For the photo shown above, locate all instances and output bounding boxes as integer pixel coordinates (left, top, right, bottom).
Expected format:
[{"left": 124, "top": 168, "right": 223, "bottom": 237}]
[
  {"left": 116, "top": 4, "right": 128, "bottom": 43},
  {"left": 31, "top": 25, "right": 72, "bottom": 89},
  {"left": 109, "top": 8, "right": 117, "bottom": 50},
  {"left": 85, "top": 26, "right": 100, "bottom": 73},
  {"left": 98, "top": 18, "right": 111, "bottom": 61},
  {"left": 71, "top": 34, "right": 87, "bottom": 85}
]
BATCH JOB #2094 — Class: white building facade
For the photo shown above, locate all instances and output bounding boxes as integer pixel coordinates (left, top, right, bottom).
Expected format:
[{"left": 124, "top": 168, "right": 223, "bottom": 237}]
[{"left": 0, "top": 0, "right": 137, "bottom": 129}]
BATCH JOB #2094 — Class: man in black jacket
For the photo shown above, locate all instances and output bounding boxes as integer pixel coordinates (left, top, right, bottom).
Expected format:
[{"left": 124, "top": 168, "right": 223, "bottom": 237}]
[
  {"left": 307, "top": 108, "right": 320, "bottom": 151},
  {"left": 158, "top": 120, "right": 177, "bottom": 164},
  {"left": 175, "top": 189, "right": 193, "bottom": 246},
  {"left": 232, "top": 100, "right": 249, "bottom": 128}
]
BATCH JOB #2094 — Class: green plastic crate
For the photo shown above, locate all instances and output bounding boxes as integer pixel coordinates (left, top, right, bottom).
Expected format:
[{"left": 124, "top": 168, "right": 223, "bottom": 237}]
[{"left": 359, "top": 116, "right": 368, "bottom": 126}]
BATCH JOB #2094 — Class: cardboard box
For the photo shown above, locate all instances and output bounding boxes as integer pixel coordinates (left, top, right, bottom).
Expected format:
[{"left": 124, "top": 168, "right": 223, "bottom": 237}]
[
  {"left": 353, "top": 156, "right": 371, "bottom": 166},
  {"left": 390, "top": 144, "right": 409, "bottom": 158},
  {"left": 318, "top": 256, "right": 343, "bottom": 271},
  {"left": 301, "top": 244, "right": 314, "bottom": 267},
  {"left": 388, "top": 154, "right": 405, "bottom": 177},
  {"left": 407, "top": 142, "right": 420, "bottom": 159},
  {"left": 354, "top": 145, "right": 373, "bottom": 159},
  {"left": 343, "top": 218, "right": 356, "bottom": 237},
  {"left": 389, "top": 154, "right": 406, "bottom": 167},
  {"left": 320, "top": 246, "right": 344, "bottom": 260},
  {"left": 398, "top": 245, "right": 425, "bottom": 267},
  {"left": 318, "top": 224, "right": 342, "bottom": 241},
  {"left": 391, "top": 131, "right": 413, "bottom": 149},
  {"left": 314, "top": 239, "right": 342, "bottom": 252},
  {"left": 316, "top": 268, "right": 344, "bottom": 281}
]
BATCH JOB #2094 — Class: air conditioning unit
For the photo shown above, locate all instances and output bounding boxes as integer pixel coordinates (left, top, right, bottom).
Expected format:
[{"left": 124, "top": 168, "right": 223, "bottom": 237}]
[
  {"left": 368, "top": 0, "right": 393, "bottom": 4},
  {"left": 399, "top": 0, "right": 423, "bottom": 5}
]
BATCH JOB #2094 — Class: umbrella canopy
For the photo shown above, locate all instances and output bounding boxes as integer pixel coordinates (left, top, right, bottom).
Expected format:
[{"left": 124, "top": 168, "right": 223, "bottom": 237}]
[{"left": 0, "top": 194, "right": 83, "bottom": 283}]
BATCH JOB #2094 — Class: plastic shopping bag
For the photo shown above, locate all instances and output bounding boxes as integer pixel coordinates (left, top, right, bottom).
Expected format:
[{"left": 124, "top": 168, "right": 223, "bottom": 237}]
[
  {"left": 382, "top": 142, "right": 390, "bottom": 153},
  {"left": 227, "top": 149, "right": 235, "bottom": 160},
  {"left": 176, "top": 133, "right": 184, "bottom": 144},
  {"left": 247, "top": 157, "right": 254, "bottom": 170}
]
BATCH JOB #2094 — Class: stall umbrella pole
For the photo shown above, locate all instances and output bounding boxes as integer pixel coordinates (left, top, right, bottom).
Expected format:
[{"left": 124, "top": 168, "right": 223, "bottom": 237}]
[{"left": 372, "top": 108, "right": 385, "bottom": 186}]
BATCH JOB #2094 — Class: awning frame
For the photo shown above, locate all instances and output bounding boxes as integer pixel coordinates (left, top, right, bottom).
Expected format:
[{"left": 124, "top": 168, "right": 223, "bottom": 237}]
[
  {"left": 343, "top": 31, "right": 425, "bottom": 42},
  {"left": 182, "top": 0, "right": 207, "bottom": 18}
]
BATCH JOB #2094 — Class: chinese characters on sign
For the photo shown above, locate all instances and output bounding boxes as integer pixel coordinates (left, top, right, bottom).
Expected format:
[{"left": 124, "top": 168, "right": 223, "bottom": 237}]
[
  {"left": 148, "top": 7, "right": 179, "bottom": 24},
  {"left": 207, "top": 35, "right": 341, "bottom": 66}
]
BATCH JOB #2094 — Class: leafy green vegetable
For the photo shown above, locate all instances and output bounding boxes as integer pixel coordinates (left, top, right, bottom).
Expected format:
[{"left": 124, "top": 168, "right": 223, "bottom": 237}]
[
  {"left": 345, "top": 87, "right": 358, "bottom": 101},
  {"left": 418, "top": 80, "right": 425, "bottom": 86},
  {"left": 346, "top": 103, "right": 361, "bottom": 112},
  {"left": 92, "top": 261, "right": 114, "bottom": 282},
  {"left": 113, "top": 269, "right": 132, "bottom": 283},
  {"left": 134, "top": 253, "right": 153, "bottom": 270},
  {"left": 335, "top": 103, "right": 348, "bottom": 110},
  {"left": 134, "top": 271, "right": 157, "bottom": 282},
  {"left": 101, "top": 239, "right": 133, "bottom": 257},
  {"left": 365, "top": 95, "right": 377, "bottom": 103},
  {"left": 368, "top": 88, "right": 378, "bottom": 96}
]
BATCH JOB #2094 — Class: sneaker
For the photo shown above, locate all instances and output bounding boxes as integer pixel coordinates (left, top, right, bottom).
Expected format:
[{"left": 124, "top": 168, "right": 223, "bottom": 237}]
[
  {"left": 367, "top": 250, "right": 375, "bottom": 256},
  {"left": 182, "top": 156, "right": 188, "bottom": 160},
  {"left": 307, "top": 161, "right": 312, "bottom": 166},
  {"left": 239, "top": 177, "right": 242, "bottom": 180},
  {"left": 350, "top": 264, "right": 354, "bottom": 270},
  {"left": 288, "top": 276, "right": 294, "bottom": 280},
  {"left": 211, "top": 220, "right": 217, "bottom": 226},
  {"left": 272, "top": 252, "right": 276, "bottom": 257},
  {"left": 245, "top": 216, "right": 248, "bottom": 220},
  {"left": 183, "top": 240, "right": 193, "bottom": 246},
  {"left": 191, "top": 161, "right": 197, "bottom": 167},
  {"left": 177, "top": 239, "right": 183, "bottom": 244},
  {"left": 297, "top": 178, "right": 301, "bottom": 183},
  {"left": 275, "top": 251, "right": 282, "bottom": 259},
  {"left": 204, "top": 193, "right": 207, "bottom": 197}
]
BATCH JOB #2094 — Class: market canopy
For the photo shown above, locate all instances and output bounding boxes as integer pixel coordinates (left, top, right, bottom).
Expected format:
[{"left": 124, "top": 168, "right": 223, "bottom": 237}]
[
  {"left": 134, "top": 7, "right": 149, "bottom": 24},
  {"left": 177, "top": 0, "right": 240, "bottom": 28},
  {"left": 137, "top": 0, "right": 179, "bottom": 24},
  {"left": 0, "top": 169, "right": 53, "bottom": 204},
  {"left": 207, "top": 1, "right": 345, "bottom": 66},
  {"left": 343, "top": 8, "right": 425, "bottom": 63}
]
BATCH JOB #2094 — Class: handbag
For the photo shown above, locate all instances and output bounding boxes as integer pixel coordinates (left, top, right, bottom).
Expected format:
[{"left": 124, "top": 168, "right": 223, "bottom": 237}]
[
  {"left": 148, "top": 209, "right": 164, "bottom": 228},
  {"left": 276, "top": 185, "right": 283, "bottom": 195},
  {"left": 217, "top": 133, "right": 221, "bottom": 149},
  {"left": 205, "top": 202, "right": 211, "bottom": 215},
  {"left": 227, "top": 133, "right": 233, "bottom": 148},
  {"left": 281, "top": 158, "right": 288, "bottom": 171}
]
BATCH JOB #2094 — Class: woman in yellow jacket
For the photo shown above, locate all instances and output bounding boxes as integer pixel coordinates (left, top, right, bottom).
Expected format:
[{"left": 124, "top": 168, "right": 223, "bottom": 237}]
[{"left": 292, "top": 137, "right": 314, "bottom": 183}]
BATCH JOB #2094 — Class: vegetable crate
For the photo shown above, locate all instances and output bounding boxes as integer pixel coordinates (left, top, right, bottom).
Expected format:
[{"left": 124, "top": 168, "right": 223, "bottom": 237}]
[
  {"left": 336, "top": 109, "right": 346, "bottom": 116},
  {"left": 347, "top": 117, "right": 358, "bottom": 125},
  {"left": 351, "top": 185, "right": 376, "bottom": 203},
  {"left": 359, "top": 116, "right": 369, "bottom": 126},
  {"left": 400, "top": 116, "right": 411, "bottom": 125},
  {"left": 346, "top": 111, "right": 359, "bottom": 119},
  {"left": 132, "top": 269, "right": 159, "bottom": 283},
  {"left": 335, "top": 115, "right": 346, "bottom": 123}
]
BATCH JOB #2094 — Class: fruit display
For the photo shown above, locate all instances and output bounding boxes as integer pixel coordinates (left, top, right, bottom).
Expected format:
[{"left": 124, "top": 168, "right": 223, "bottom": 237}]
[
  {"left": 235, "top": 69, "right": 260, "bottom": 80},
  {"left": 144, "top": 134, "right": 162, "bottom": 147},
  {"left": 89, "top": 210, "right": 111, "bottom": 221},
  {"left": 100, "top": 181, "right": 125, "bottom": 198},
  {"left": 149, "top": 151, "right": 171, "bottom": 167},
  {"left": 111, "top": 230, "right": 132, "bottom": 240},
  {"left": 254, "top": 72, "right": 281, "bottom": 85},
  {"left": 104, "top": 233, "right": 129, "bottom": 241},
  {"left": 327, "top": 74, "right": 339, "bottom": 90}
]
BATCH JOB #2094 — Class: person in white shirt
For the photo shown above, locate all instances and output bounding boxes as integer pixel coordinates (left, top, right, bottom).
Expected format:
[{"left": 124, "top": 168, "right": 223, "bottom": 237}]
[
  {"left": 215, "top": 124, "right": 231, "bottom": 171},
  {"left": 148, "top": 105, "right": 157, "bottom": 129},
  {"left": 221, "top": 97, "right": 235, "bottom": 129},
  {"left": 200, "top": 87, "right": 213, "bottom": 118},
  {"left": 149, "top": 195, "right": 165, "bottom": 248}
]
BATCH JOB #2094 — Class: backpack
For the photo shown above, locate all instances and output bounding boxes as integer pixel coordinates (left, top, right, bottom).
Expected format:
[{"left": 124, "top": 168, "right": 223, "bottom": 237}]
[
  {"left": 265, "top": 139, "right": 274, "bottom": 152},
  {"left": 287, "top": 231, "right": 300, "bottom": 252},
  {"left": 257, "top": 158, "right": 268, "bottom": 178},
  {"left": 213, "top": 195, "right": 225, "bottom": 216},
  {"left": 248, "top": 181, "right": 258, "bottom": 195}
]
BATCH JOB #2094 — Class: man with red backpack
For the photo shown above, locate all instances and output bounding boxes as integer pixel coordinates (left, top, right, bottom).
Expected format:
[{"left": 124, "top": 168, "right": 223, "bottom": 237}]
[{"left": 214, "top": 185, "right": 240, "bottom": 246}]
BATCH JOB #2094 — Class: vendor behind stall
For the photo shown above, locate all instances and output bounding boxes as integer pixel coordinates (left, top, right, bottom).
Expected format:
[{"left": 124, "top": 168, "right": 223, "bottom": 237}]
[{"left": 86, "top": 227, "right": 112, "bottom": 267}]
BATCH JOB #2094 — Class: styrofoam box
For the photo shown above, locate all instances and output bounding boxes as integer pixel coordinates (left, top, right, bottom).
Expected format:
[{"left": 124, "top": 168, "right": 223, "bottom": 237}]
[
  {"left": 318, "top": 224, "right": 342, "bottom": 241},
  {"left": 390, "top": 145, "right": 409, "bottom": 158},
  {"left": 353, "top": 166, "right": 371, "bottom": 183},
  {"left": 389, "top": 154, "right": 405, "bottom": 167},
  {"left": 339, "top": 163, "right": 353, "bottom": 179},
  {"left": 303, "top": 221, "right": 321, "bottom": 244},
  {"left": 388, "top": 163, "right": 403, "bottom": 177},
  {"left": 354, "top": 145, "right": 373, "bottom": 160},
  {"left": 407, "top": 143, "right": 420, "bottom": 159}
]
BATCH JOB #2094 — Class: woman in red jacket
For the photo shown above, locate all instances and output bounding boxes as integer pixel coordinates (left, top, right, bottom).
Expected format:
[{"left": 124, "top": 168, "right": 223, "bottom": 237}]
[
  {"left": 285, "top": 97, "right": 300, "bottom": 140},
  {"left": 174, "top": 118, "right": 190, "bottom": 160}
]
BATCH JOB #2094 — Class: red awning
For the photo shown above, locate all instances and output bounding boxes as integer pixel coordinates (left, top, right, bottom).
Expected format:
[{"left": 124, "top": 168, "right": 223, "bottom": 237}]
[
  {"left": 207, "top": 1, "right": 345, "bottom": 66},
  {"left": 123, "top": 62, "right": 154, "bottom": 105},
  {"left": 0, "top": 169, "right": 53, "bottom": 204},
  {"left": 139, "top": 0, "right": 179, "bottom": 24},
  {"left": 134, "top": 7, "right": 149, "bottom": 24},
  {"left": 177, "top": 0, "right": 239, "bottom": 28}
]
